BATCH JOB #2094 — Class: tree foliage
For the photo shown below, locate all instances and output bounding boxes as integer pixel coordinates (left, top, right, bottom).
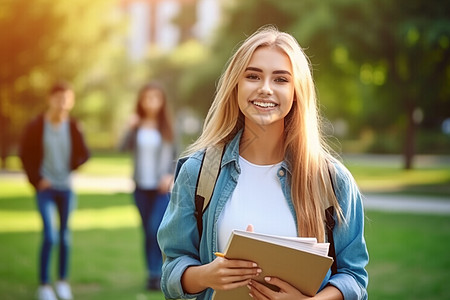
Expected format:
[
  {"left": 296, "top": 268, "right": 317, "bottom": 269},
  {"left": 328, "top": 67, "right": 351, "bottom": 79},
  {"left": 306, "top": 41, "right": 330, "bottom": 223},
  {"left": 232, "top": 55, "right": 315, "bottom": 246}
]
[
  {"left": 1, "top": 0, "right": 448, "bottom": 170},
  {"left": 0, "top": 0, "right": 126, "bottom": 166},
  {"left": 167, "top": 0, "right": 450, "bottom": 168}
]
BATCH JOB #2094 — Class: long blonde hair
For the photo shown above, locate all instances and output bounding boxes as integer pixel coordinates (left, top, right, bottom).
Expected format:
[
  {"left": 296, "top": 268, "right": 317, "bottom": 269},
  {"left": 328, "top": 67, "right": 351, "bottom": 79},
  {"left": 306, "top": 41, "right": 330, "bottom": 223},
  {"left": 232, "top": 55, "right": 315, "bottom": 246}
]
[{"left": 186, "top": 25, "right": 342, "bottom": 242}]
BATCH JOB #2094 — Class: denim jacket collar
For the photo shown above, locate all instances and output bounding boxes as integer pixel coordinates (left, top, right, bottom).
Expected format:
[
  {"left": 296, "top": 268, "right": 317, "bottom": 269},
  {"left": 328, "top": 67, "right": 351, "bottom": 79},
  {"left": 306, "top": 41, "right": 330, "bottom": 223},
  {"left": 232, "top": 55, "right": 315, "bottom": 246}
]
[{"left": 221, "top": 129, "right": 292, "bottom": 176}]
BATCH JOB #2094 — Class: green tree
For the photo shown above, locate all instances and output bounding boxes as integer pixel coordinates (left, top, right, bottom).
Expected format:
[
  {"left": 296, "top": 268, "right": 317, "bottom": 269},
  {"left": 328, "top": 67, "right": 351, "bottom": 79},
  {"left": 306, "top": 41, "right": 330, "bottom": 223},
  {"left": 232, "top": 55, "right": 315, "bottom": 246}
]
[
  {"left": 0, "top": 0, "right": 124, "bottom": 167},
  {"left": 288, "top": 0, "right": 450, "bottom": 168},
  {"left": 334, "top": 0, "right": 449, "bottom": 168},
  {"left": 177, "top": 0, "right": 450, "bottom": 168}
]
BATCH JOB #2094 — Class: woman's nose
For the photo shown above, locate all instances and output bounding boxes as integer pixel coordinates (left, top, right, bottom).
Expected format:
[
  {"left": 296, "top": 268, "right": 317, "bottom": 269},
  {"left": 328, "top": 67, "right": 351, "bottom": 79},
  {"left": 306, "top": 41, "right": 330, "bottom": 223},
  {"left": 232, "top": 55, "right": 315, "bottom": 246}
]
[{"left": 258, "top": 80, "right": 273, "bottom": 95}]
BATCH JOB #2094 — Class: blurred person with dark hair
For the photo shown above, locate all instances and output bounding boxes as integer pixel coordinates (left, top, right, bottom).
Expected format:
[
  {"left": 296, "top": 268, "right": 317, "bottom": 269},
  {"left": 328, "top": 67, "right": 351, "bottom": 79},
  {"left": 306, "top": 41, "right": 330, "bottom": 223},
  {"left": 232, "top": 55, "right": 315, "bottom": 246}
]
[
  {"left": 120, "top": 82, "right": 175, "bottom": 291},
  {"left": 20, "top": 81, "right": 90, "bottom": 300}
]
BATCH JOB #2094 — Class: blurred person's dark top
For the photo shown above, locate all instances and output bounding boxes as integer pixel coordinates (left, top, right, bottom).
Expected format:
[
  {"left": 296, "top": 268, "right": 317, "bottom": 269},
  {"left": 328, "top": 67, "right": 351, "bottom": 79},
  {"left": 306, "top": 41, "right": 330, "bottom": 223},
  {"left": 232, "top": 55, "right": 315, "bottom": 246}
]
[{"left": 20, "top": 114, "right": 90, "bottom": 189}]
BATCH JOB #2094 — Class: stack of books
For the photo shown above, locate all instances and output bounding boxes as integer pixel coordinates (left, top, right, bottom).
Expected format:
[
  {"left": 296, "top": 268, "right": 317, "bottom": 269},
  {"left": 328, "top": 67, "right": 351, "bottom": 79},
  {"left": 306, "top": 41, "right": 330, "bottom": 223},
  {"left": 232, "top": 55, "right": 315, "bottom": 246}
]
[{"left": 212, "top": 230, "right": 333, "bottom": 300}]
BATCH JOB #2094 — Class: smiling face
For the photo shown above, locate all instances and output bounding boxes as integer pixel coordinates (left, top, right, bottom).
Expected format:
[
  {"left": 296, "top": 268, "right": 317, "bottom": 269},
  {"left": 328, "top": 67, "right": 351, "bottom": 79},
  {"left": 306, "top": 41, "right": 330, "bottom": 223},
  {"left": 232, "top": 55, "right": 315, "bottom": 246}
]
[{"left": 237, "top": 46, "right": 295, "bottom": 130}]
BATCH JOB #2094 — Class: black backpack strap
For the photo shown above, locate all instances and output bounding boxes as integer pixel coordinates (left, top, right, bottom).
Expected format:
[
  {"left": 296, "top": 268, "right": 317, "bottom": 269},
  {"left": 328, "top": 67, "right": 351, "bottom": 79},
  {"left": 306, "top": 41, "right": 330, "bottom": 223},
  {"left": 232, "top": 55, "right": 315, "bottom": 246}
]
[
  {"left": 325, "top": 206, "right": 337, "bottom": 275},
  {"left": 326, "top": 162, "right": 338, "bottom": 275},
  {"left": 194, "top": 145, "right": 225, "bottom": 236}
]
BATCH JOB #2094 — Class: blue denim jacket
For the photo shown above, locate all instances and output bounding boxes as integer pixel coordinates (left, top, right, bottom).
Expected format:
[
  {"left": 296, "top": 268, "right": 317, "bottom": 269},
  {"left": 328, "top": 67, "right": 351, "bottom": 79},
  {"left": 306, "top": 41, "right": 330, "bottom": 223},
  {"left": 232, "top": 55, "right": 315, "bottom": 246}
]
[{"left": 158, "top": 131, "right": 369, "bottom": 300}]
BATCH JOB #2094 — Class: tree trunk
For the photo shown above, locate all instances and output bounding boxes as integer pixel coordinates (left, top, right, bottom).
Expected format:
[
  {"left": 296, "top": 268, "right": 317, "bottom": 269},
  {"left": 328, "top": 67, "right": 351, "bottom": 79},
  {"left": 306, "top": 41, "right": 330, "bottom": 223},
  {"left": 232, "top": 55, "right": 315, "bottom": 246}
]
[
  {"left": 0, "top": 85, "right": 13, "bottom": 170},
  {"left": 0, "top": 99, "right": 8, "bottom": 170},
  {"left": 403, "top": 101, "right": 416, "bottom": 170},
  {"left": 0, "top": 126, "right": 9, "bottom": 170}
]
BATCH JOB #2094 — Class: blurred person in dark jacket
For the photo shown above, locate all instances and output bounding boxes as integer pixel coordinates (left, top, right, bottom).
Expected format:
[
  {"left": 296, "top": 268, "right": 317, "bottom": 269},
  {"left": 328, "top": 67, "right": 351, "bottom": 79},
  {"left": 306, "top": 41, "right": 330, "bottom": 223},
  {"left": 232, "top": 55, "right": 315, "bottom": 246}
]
[{"left": 20, "top": 81, "right": 89, "bottom": 300}]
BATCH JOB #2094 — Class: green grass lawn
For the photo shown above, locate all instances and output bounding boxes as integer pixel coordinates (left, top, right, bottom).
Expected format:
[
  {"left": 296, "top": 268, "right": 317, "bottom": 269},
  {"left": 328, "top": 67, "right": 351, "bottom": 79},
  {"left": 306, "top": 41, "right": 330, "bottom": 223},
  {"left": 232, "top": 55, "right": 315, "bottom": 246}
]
[
  {"left": 364, "top": 211, "right": 450, "bottom": 299},
  {"left": 0, "top": 182, "right": 162, "bottom": 300},
  {"left": 1, "top": 153, "right": 449, "bottom": 299},
  {"left": 1, "top": 180, "right": 450, "bottom": 299}
]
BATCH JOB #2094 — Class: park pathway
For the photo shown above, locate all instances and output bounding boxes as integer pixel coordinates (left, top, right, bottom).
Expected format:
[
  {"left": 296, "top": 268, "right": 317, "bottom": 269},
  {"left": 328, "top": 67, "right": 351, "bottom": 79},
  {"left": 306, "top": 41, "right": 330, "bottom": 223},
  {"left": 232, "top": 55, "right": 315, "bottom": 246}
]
[
  {"left": 363, "top": 193, "right": 450, "bottom": 215},
  {"left": 72, "top": 174, "right": 450, "bottom": 215},
  {"left": 2, "top": 171, "right": 449, "bottom": 215},
  {"left": 73, "top": 173, "right": 450, "bottom": 215}
]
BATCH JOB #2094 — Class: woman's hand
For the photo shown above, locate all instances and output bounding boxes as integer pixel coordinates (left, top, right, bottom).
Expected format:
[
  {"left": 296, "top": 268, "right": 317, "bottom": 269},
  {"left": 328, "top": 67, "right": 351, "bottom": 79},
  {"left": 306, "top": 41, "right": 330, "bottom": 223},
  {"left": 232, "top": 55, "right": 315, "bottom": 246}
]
[
  {"left": 181, "top": 257, "right": 262, "bottom": 294},
  {"left": 207, "top": 256, "right": 263, "bottom": 291},
  {"left": 248, "top": 277, "right": 344, "bottom": 300},
  {"left": 248, "top": 277, "right": 309, "bottom": 300}
]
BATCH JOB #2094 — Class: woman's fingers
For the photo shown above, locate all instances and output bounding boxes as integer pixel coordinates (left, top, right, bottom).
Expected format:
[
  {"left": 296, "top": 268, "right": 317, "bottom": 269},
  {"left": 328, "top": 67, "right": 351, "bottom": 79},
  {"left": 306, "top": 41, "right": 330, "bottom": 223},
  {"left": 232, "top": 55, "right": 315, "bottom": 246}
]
[
  {"left": 248, "top": 277, "right": 308, "bottom": 300},
  {"left": 248, "top": 279, "right": 275, "bottom": 298},
  {"left": 208, "top": 257, "right": 262, "bottom": 290},
  {"left": 215, "top": 258, "right": 261, "bottom": 276},
  {"left": 221, "top": 257, "right": 258, "bottom": 268},
  {"left": 219, "top": 278, "right": 252, "bottom": 290},
  {"left": 263, "top": 276, "right": 296, "bottom": 292}
]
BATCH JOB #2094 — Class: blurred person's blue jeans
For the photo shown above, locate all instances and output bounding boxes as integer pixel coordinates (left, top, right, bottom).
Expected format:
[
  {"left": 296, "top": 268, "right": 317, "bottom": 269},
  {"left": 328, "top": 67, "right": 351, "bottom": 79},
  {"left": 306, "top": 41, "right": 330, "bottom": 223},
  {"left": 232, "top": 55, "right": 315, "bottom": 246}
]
[
  {"left": 134, "top": 188, "right": 169, "bottom": 280},
  {"left": 36, "top": 188, "right": 75, "bottom": 284}
]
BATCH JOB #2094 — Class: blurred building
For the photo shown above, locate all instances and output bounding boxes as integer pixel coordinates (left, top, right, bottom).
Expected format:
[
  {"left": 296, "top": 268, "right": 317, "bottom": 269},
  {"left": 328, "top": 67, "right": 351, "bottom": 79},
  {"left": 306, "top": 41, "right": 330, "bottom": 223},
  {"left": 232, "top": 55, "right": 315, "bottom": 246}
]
[{"left": 121, "top": 0, "right": 221, "bottom": 61}]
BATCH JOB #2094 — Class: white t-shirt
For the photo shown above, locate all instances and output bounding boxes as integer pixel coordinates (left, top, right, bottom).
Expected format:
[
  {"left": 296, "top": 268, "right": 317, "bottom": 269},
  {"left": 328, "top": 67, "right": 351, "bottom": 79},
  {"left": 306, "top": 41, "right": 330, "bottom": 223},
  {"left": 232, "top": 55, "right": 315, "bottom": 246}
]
[
  {"left": 217, "top": 156, "right": 297, "bottom": 252},
  {"left": 136, "top": 127, "right": 161, "bottom": 189}
]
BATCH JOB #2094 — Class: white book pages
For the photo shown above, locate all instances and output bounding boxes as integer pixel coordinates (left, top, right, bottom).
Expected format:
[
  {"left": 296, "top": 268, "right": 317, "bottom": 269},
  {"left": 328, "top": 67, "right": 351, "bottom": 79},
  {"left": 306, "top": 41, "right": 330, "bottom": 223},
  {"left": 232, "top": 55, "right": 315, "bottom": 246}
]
[{"left": 231, "top": 230, "right": 330, "bottom": 257}]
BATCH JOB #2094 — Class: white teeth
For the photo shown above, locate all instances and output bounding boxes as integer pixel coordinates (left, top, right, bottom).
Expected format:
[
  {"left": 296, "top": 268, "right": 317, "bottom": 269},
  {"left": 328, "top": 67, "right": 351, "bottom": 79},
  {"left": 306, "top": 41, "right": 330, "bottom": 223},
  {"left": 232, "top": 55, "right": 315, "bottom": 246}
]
[{"left": 252, "top": 101, "right": 276, "bottom": 108}]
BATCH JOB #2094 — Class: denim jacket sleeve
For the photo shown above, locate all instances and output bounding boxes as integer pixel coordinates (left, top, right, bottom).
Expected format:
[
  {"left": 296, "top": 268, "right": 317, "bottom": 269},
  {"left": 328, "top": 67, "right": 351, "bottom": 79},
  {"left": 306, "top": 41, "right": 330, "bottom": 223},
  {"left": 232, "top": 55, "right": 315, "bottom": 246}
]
[
  {"left": 327, "top": 162, "right": 369, "bottom": 300},
  {"left": 157, "top": 154, "right": 204, "bottom": 299}
]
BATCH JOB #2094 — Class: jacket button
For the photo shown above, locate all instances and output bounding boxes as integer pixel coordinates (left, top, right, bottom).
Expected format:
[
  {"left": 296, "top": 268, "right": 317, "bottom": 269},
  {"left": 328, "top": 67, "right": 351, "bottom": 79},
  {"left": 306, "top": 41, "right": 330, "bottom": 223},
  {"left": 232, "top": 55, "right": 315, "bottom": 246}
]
[{"left": 278, "top": 169, "right": 285, "bottom": 177}]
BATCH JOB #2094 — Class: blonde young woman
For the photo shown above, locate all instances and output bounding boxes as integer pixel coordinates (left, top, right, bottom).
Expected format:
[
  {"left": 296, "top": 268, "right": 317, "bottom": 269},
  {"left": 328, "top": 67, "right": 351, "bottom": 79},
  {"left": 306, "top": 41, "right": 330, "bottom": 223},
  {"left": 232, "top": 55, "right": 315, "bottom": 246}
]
[{"left": 158, "top": 26, "right": 369, "bottom": 300}]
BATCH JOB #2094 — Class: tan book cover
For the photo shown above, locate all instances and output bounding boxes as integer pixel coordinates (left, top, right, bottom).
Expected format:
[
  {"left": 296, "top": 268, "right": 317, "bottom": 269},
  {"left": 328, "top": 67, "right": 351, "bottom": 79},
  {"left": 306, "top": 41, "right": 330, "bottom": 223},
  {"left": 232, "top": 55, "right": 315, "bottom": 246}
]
[{"left": 212, "top": 230, "right": 333, "bottom": 300}]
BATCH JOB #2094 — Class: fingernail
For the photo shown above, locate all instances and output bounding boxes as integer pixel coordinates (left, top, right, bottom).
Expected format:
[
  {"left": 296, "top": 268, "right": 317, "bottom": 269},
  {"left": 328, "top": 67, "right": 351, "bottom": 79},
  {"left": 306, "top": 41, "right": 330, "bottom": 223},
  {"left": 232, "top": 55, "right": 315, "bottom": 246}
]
[
  {"left": 256, "top": 268, "right": 262, "bottom": 274},
  {"left": 247, "top": 284, "right": 251, "bottom": 290},
  {"left": 265, "top": 276, "right": 271, "bottom": 282},
  {"left": 252, "top": 263, "right": 258, "bottom": 267},
  {"left": 249, "top": 293, "right": 254, "bottom": 298}
]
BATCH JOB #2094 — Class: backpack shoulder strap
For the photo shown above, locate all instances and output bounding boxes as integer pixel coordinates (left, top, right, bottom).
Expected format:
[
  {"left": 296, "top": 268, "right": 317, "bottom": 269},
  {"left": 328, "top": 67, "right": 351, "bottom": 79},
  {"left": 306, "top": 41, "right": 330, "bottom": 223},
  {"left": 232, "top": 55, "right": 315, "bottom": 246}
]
[
  {"left": 194, "top": 144, "right": 225, "bottom": 236},
  {"left": 323, "top": 159, "right": 337, "bottom": 208},
  {"left": 324, "top": 159, "right": 338, "bottom": 275}
]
